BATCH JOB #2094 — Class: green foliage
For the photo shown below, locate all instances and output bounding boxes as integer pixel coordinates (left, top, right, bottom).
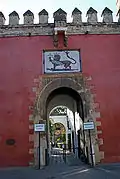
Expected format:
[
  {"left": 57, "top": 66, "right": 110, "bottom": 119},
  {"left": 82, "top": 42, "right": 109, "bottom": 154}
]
[
  {"left": 56, "top": 134, "right": 66, "bottom": 143},
  {"left": 49, "top": 120, "right": 66, "bottom": 145}
]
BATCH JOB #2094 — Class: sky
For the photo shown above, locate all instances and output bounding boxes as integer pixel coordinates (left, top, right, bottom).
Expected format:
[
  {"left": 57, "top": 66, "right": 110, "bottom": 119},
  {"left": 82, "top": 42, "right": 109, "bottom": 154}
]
[{"left": 0, "top": 0, "right": 118, "bottom": 24}]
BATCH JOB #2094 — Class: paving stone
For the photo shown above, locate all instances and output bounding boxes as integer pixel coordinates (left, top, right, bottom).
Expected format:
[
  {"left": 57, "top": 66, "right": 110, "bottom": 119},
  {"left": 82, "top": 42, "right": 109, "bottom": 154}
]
[{"left": 0, "top": 148, "right": 120, "bottom": 179}]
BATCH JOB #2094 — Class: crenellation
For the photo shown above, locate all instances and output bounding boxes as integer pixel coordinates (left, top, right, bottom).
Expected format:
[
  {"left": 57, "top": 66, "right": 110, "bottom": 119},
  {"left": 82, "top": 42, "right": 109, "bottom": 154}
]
[
  {"left": 39, "top": 9, "right": 48, "bottom": 24},
  {"left": 87, "top": 7, "right": 98, "bottom": 24},
  {"left": 0, "top": 8, "right": 119, "bottom": 26},
  {"left": 9, "top": 11, "right": 19, "bottom": 25},
  {"left": 72, "top": 8, "right": 82, "bottom": 25},
  {"left": 102, "top": 7, "right": 113, "bottom": 23},
  {"left": 53, "top": 8, "right": 67, "bottom": 27},
  {"left": 0, "top": 12, "right": 5, "bottom": 25},
  {"left": 0, "top": 7, "right": 119, "bottom": 36},
  {"left": 117, "top": 9, "right": 120, "bottom": 22},
  {"left": 23, "top": 10, "right": 34, "bottom": 25}
]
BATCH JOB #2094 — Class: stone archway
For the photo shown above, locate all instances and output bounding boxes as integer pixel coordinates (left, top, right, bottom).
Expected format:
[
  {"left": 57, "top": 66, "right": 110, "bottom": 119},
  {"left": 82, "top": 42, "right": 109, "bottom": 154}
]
[
  {"left": 36, "top": 77, "right": 86, "bottom": 119},
  {"left": 32, "top": 74, "right": 101, "bottom": 167}
]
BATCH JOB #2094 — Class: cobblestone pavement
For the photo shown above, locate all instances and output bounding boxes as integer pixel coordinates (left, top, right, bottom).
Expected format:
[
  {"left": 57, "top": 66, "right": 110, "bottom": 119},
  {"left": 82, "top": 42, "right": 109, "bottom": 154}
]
[{"left": 0, "top": 148, "right": 120, "bottom": 179}]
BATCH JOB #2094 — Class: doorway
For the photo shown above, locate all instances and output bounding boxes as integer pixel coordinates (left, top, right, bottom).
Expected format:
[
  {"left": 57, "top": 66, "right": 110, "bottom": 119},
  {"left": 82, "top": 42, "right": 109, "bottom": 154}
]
[
  {"left": 33, "top": 77, "right": 99, "bottom": 167},
  {"left": 45, "top": 87, "right": 86, "bottom": 165}
]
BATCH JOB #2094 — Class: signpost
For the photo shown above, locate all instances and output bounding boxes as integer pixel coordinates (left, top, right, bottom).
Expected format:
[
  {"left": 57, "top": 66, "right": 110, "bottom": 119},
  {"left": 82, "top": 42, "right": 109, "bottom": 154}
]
[
  {"left": 34, "top": 124, "right": 45, "bottom": 169},
  {"left": 83, "top": 122, "right": 94, "bottom": 130},
  {"left": 84, "top": 121, "right": 94, "bottom": 167},
  {"left": 34, "top": 124, "right": 45, "bottom": 132}
]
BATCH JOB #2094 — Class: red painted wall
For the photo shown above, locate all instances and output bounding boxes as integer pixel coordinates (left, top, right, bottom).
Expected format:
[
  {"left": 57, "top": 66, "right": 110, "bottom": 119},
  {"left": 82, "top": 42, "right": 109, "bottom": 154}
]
[{"left": 0, "top": 34, "right": 120, "bottom": 166}]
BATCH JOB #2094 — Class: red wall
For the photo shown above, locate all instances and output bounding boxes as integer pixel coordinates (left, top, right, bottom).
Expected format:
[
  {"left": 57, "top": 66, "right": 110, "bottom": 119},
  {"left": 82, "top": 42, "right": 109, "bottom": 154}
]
[{"left": 0, "top": 34, "right": 120, "bottom": 166}]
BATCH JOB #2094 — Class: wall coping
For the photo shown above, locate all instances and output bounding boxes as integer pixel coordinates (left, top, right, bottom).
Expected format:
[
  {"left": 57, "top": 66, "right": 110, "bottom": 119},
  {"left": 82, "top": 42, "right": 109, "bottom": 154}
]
[{"left": 0, "top": 23, "right": 120, "bottom": 37}]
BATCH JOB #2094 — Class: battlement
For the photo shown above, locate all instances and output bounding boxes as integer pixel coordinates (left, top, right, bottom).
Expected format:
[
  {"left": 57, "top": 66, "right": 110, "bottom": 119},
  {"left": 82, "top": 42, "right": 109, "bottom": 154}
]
[{"left": 0, "top": 7, "right": 120, "bottom": 37}]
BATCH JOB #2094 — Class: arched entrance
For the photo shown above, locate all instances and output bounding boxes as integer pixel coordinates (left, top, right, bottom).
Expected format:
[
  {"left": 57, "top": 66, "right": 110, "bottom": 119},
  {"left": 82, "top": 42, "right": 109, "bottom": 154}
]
[
  {"left": 33, "top": 76, "right": 100, "bottom": 167},
  {"left": 46, "top": 86, "right": 84, "bottom": 160}
]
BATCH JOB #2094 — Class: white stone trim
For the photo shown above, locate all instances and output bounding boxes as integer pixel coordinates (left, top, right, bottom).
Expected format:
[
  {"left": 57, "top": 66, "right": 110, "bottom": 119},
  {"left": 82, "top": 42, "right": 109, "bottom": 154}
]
[
  {"left": 29, "top": 134, "right": 34, "bottom": 142},
  {"left": 85, "top": 76, "right": 92, "bottom": 81},
  {"left": 99, "top": 151, "right": 104, "bottom": 160},
  {"left": 29, "top": 161, "right": 34, "bottom": 166},
  {"left": 99, "top": 138, "right": 104, "bottom": 145},
  {"left": 77, "top": 89, "right": 85, "bottom": 93},
  {"left": 32, "top": 87, "right": 37, "bottom": 93},
  {"left": 94, "top": 103, "right": 100, "bottom": 109},
  {"left": 29, "top": 125, "right": 34, "bottom": 130},
  {"left": 29, "top": 149, "right": 34, "bottom": 154},
  {"left": 94, "top": 112, "right": 101, "bottom": 118},
  {"left": 29, "top": 114, "right": 34, "bottom": 121},
  {"left": 34, "top": 78, "right": 39, "bottom": 83},
  {"left": 54, "top": 27, "right": 67, "bottom": 35},
  {"left": 96, "top": 121, "right": 101, "bottom": 126},
  {"left": 97, "top": 130, "right": 102, "bottom": 134}
]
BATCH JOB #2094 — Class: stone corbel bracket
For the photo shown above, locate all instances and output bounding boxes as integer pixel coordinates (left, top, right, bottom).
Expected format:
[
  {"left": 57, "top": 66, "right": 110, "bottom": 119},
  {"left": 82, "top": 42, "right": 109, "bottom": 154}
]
[{"left": 53, "top": 27, "right": 68, "bottom": 47}]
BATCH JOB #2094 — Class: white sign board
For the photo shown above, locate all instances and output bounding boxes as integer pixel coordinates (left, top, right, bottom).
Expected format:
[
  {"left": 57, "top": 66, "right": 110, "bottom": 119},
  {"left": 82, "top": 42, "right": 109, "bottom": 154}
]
[
  {"left": 43, "top": 50, "right": 81, "bottom": 74},
  {"left": 34, "top": 124, "right": 45, "bottom": 132},
  {"left": 84, "top": 122, "right": 94, "bottom": 130}
]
